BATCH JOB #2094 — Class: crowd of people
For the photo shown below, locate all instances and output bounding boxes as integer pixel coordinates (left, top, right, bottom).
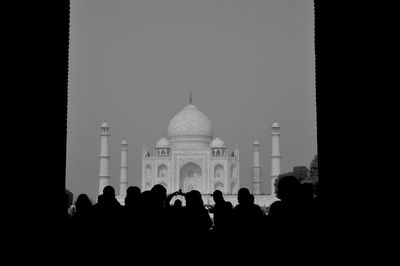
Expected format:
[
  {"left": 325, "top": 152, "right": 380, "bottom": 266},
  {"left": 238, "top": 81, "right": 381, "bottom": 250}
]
[{"left": 65, "top": 175, "right": 320, "bottom": 265}]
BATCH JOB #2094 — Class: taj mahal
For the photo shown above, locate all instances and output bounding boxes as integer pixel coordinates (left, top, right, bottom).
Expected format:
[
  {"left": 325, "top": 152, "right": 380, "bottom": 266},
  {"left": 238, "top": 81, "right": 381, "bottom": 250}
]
[{"left": 98, "top": 95, "right": 281, "bottom": 207}]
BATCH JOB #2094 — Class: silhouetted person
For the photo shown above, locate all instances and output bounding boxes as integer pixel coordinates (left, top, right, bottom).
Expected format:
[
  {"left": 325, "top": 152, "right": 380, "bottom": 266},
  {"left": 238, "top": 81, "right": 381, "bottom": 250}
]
[
  {"left": 70, "top": 194, "right": 95, "bottom": 257},
  {"left": 234, "top": 188, "right": 264, "bottom": 224},
  {"left": 173, "top": 199, "right": 182, "bottom": 208},
  {"left": 92, "top": 186, "right": 122, "bottom": 246},
  {"left": 232, "top": 188, "right": 264, "bottom": 265},
  {"left": 267, "top": 175, "right": 304, "bottom": 261},
  {"left": 123, "top": 186, "right": 141, "bottom": 230},
  {"left": 151, "top": 184, "right": 167, "bottom": 209},
  {"left": 211, "top": 190, "right": 234, "bottom": 265},
  {"left": 71, "top": 194, "right": 93, "bottom": 228},
  {"left": 272, "top": 175, "right": 302, "bottom": 228},
  {"left": 276, "top": 175, "right": 302, "bottom": 205},
  {"left": 74, "top": 194, "right": 92, "bottom": 217},
  {"left": 135, "top": 185, "right": 170, "bottom": 263},
  {"left": 212, "top": 190, "right": 234, "bottom": 231},
  {"left": 150, "top": 184, "right": 168, "bottom": 232},
  {"left": 267, "top": 200, "right": 284, "bottom": 222},
  {"left": 181, "top": 190, "right": 212, "bottom": 265},
  {"left": 164, "top": 190, "right": 187, "bottom": 263},
  {"left": 124, "top": 186, "right": 141, "bottom": 208}
]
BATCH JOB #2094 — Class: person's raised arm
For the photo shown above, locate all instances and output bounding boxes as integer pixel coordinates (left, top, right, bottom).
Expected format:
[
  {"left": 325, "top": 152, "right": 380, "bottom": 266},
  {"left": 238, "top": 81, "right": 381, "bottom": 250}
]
[{"left": 166, "top": 191, "right": 178, "bottom": 207}]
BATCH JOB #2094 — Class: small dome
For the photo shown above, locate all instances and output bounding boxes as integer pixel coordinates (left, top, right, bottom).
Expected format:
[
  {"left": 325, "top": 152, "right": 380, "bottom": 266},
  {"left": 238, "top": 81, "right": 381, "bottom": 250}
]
[
  {"left": 156, "top": 137, "right": 170, "bottom": 148},
  {"left": 272, "top": 120, "right": 279, "bottom": 128},
  {"left": 211, "top": 137, "right": 225, "bottom": 148},
  {"left": 121, "top": 140, "right": 127, "bottom": 145},
  {"left": 101, "top": 121, "right": 109, "bottom": 127},
  {"left": 253, "top": 140, "right": 260, "bottom": 145}
]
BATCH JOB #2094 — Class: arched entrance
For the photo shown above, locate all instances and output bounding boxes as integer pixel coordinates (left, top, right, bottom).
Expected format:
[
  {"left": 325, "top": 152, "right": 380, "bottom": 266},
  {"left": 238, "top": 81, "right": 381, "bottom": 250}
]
[{"left": 179, "top": 162, "right": 202, "bottom": 193}]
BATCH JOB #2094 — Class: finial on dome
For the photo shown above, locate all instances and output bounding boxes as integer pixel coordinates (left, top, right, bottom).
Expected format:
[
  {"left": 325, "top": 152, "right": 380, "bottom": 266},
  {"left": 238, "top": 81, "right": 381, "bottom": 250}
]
[
  {"left": 189, "top": 91, "right": 192, "bottom": 104},
  {"left": 101, "top": 119, "right": 109, "bottom": 127}
]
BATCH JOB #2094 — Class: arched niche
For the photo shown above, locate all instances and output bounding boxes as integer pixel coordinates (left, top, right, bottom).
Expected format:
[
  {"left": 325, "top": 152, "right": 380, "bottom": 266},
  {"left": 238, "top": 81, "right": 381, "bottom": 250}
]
[
  {"left": 179, "top": 162, "right": 202, "bottom": 192},
  {"left": 145, "top": 165, "right": 152, "bottom": 179},
  {"left": 214, "top": 181, "right": 224, "bottom": 192},
  {"left": 230, "top": 164, "right": 237, "bottom": 179},
  {"left": 214, "top": 164, "right": 224, "bottom": 178},
  {"left": 157, "top": 164, "right": 168, "bottom": 178},
  {"left": 230, "top": 182, "right": 236, "bottom": 194}
]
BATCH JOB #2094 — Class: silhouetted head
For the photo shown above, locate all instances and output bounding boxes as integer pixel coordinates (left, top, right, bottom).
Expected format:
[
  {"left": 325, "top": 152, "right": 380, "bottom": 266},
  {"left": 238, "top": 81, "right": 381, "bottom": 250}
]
[
  {"left": 174, "top": 199, "right": 182, "bottom": 208},
  {"left": 268, "top": 200, "right": 283, "bottom": 218},
  {"left": 75, "top": 194, "right": 92, "bottom": 214},
  {"left": 212, "top": 190, "right": 224, "bottom": 204},
  {"left": 125, "top": 186, "right": 141, "bottom": 206},
  {"left": 103, "top": 186, "right": 116, "bottom": 198},
  {"left": 127, "top": 186, "right": 141, "bottom": 197},
  {"left": 277, "top": 175, "right": 301, "bottom": 203},
  {"left": 237, "top": 188, "right": 251, "bottom": 205},
  {"left": 185, "top": 190, "right": 203, "bottom": 208},
  {"left": 151, "top": 184, "right": 167, "bottom": 206}
]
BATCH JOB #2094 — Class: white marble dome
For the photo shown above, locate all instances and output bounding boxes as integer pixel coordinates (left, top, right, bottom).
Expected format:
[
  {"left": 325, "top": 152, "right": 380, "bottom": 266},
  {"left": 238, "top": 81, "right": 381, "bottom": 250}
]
[
  {"left": 168, "top": 104, "right": 212, "bottom": 138},
  {"left": 211, "top": 137, "right": 225, "bottom": 148},
  {"left": 156, "top": 137, "right": 170, "bottom": 148}
]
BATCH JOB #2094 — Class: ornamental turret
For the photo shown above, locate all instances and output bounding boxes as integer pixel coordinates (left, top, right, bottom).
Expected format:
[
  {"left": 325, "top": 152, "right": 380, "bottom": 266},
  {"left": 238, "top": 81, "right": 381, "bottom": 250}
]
[
  {"left": 98, "top": 120, "right": 110, "bottom": 196},
  {"left": 119, "top": 140, "right": 128, "bottom": 197},
  {"left": 270, "top": 120, "right": 281, "bottom": 196},
  {"left": 252, "top": 140, "right": 261, "bottom": 195}
]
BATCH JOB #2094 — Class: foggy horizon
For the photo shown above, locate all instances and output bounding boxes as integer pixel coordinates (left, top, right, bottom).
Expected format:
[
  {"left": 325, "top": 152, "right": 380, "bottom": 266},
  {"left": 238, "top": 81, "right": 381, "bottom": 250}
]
[{"left": 67, "top": 0, "right": 316, "bottom": 201}]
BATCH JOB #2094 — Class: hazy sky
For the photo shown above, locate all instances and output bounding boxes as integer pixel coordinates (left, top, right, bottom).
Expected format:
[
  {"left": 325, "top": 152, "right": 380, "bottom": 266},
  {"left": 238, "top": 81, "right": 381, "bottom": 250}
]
[{"left": 67, "top": 0, "right": 316, "bottom": 201}]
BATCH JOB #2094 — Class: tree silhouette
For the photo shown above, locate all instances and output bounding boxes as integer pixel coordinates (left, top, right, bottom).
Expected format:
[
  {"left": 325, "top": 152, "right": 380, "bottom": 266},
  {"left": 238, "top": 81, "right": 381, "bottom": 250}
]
[
  {"left": 65, "top": 189, "right": 73, "bottom": 207},
  {"left": 274, "top": 165, "right": 310, "bottom": 193},
  {"left": 293, "top": 166, "right": 310, "bottom": 183},
  {"left": 308, "top": 154, "right": 318, "bottom": 188}
]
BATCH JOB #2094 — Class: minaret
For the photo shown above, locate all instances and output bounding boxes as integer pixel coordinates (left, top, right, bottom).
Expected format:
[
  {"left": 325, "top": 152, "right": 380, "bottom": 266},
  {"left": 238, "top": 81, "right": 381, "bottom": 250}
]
[
  {"left": 98, "top": 120, "right": 110, "bottom": 196},
  {"left": 252, "top": 140, "right": 261, "bottom": 195},
  {"left": 119, "top": 140, "right": 128, "bottom": 197},
  {"left": 270, "top": 120, "right": 281, "bottom": 196}
]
